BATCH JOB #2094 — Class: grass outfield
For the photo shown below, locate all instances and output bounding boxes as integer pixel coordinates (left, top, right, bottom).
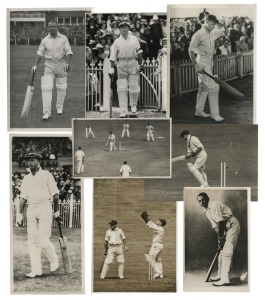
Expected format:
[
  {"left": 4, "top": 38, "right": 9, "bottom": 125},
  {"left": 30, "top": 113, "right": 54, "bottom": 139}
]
[
  {"left": 73, "top": 119, "right": 171, "bottom": 177},
  {"left": 9, "top": 45, "right": 85, "bottom": 129},
  {"left": 93, "top": 179, "right": 176, "bottom": 292},
  {"left": 12, "top": 227, "right": 83, "bottom": 293},
  {"left": 145, "top": 124, "right": 258, "bottom": 201}
]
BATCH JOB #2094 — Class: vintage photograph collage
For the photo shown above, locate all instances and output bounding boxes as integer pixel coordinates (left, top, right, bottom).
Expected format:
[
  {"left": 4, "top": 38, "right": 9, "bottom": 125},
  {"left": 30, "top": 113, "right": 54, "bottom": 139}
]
[{"left": 7, "top": 3, "right": 257, "bottom": 295}]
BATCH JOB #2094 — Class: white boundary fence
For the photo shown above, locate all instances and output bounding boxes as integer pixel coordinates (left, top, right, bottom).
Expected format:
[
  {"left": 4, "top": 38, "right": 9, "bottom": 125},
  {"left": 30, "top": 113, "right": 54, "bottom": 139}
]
[
  {"left": 87, "top": 51, "right": 168, "bottom": 113},
  {"left": 170, "top": 52, "right": 253, "bottom": 98},
  {"left": 12, "top": 194, "right": 81, "bottom": 228}
]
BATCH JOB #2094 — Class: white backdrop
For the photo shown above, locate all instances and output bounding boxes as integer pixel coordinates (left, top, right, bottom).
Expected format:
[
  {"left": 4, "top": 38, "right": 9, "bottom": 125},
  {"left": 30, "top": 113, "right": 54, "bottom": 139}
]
[{"left": 1, "top": 0, "right": 264, "bottom": 299}]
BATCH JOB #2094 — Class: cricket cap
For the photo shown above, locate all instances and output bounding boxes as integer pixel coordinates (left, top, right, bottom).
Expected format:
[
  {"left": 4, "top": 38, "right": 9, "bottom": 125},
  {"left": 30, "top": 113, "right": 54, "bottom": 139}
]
[
  {"left": 180, "top": 130, "right": 189, "bottom": 138},
  {"left": 109, "top": 220, "right": 118, "bottom": 226},
  {"left": 26, "top": 153, "right": 42, "bottom": 160}
]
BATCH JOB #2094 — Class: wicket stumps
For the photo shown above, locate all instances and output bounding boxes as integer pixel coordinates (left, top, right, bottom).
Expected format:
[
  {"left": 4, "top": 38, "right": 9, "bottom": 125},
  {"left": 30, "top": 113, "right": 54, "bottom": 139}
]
[
  {"left": 148, "top": 255, "right": 154, "bottom": 280},
  {"left": 220, "top": 162, "right": 227, "bottom": 187}
]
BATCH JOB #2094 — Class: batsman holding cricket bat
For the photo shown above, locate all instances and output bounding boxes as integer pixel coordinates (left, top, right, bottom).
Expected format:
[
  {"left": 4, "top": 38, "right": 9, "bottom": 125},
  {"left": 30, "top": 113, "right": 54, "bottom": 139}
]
[
  {"left": 16, "top": 153, "right": 63, "bottom": 278},
  {"left": 189, "top": 14, "right": 227, "bottom": 122},
  {"left": 197, "top": 192, "right": 240, "bottom": 286},
  {"left": 100, "top": 220, "right": 128, "bottom": 279},
  {"left": 31, "top": 20, "right": 73, "bottom": 120}
]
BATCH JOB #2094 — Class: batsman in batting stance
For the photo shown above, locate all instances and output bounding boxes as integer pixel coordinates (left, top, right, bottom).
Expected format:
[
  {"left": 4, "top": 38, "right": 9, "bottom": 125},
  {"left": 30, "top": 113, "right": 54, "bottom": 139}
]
[
  {"left": 31, "top": 20, "right": 73, "bottom": 120},
  {"left": 189, "top": 14, "right": 226, "bottom": 122},
  {"left": 106, "top": 131, "right": 117, "bottom": 151},
  {"left": 109, "top": 21, "right": 144, "bottom": 118},
  {"left": 146, "top": 123, "right": 155, "bottom": 142},
  {"left": 16, "top": 153, "right": 63, "bottom": 278},
  {"left": 141, "top": 211, "right": 166, "bottom": 279},
  {"left": 100, "top": 220, "right": 128, "bottom": 279},
  {"left": 197, "top": 192, "right": 240, "bottom": 286},
  {"left": 180, "top": 130, "right": 209, "bottom": 187}
]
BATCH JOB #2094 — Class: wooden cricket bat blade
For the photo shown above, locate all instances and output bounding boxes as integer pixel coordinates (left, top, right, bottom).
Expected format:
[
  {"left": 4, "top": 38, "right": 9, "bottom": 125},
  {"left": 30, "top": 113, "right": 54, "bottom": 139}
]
[
  {"left": 59, "top": 236, "right": 73, "bottom": 274},
  {"left": 172, "top": 155, "right": 186, "bottom": 163},
  {"left": 21, "top": 85, "right": 34, "bottom": 118},
  {"left": 205, "top": 251, "right": 220, "bottom": 282},
  {"left": 214, "top": 77, "right": 245, "bottom": 100},
  {"left": 203, "top": 70, "right": 245, "bottom": 100}
]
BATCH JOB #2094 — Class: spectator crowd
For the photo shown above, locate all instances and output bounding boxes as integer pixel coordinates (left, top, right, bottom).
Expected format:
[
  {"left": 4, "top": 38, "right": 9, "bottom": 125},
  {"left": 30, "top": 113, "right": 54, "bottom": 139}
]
[
  {"left": 10, "top": 23, "right": 85, "bottom": 45},
  {"left": 86, "top": 13, "right": 167, "bottom": 67},
  {"left": 12, "top": 137, "right": 72, "bottom": 168},
  {"left": 170, "top": 8, "right": 254, "bottom": 61}
]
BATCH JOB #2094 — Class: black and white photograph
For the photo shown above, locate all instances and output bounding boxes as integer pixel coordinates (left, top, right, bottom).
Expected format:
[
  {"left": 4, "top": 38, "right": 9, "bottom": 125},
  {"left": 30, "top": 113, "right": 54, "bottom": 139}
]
[
  {"left": 86, "top": 13, "right": 168, "bottom": 118},
  {"left": 11, "top": 136, "right": 83, "bottom": 293},
  {"left": 73, "top": 118, "right": 171, "bottom": 178},
  {"left": 144, "top": 124, "right": 258, "bottom": 201},
  {"left": 8, "top": 9, "right": 88, "bottom": 129},
  {"left": 93, "top": 179, "right": 176, "bottom": 292},
  {"left": 184, "top": 188, "right": 249, "bottom": 292},
  {"left": 169, "top": 4, "right": 255, "bottom": 124}
]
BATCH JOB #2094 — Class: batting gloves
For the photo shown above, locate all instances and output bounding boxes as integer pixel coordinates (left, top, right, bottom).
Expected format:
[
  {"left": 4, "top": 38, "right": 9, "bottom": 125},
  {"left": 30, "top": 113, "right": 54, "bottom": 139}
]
[
  {"left": 54, "top": 211, "right": 63, "bottom": 224},
  {"left": 194, "top": 63, "right": 203, "bottom": 74},
  {"left": 31, "top": 66, "right": 37, "bottom": 74},
  {"left": 64, "top": 64, "right": 70, "bottom": 72}
]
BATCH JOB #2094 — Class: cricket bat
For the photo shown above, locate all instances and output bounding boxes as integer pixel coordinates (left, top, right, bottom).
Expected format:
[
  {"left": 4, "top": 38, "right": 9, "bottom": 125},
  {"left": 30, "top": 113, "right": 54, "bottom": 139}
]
[
  {"left": 21, "top": 72, "right": 36, "bottom": 118},
  {"left": 58, "top": 222, "right": 73, "bottom": 274},
  {"left": 203, "top": 70, "right": 245, "bottom": 100},
  {"left": 172, "top": 155, "right": 186, "bottom": 163}
]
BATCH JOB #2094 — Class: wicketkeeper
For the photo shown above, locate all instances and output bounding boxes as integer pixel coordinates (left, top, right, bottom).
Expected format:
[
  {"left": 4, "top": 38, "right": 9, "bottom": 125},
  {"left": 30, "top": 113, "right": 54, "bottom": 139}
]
[
  {"left": 100, "top": 220, "right": 128, "bottom": 279},
  {"left": 141, "top": 211, "right": 166, "bottom": 279},
  {"left": 31, "top": 20, "right": 73, "bottom": 120}
]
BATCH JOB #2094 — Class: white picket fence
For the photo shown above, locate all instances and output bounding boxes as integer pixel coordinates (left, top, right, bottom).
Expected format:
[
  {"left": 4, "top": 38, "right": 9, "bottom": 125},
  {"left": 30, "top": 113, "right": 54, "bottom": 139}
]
[
  {"left": 170, "top": 52, "right": 253, "bottom": 98},
  {"left": 87, "top": 52, "right": 168, "bottom": 113},
  {"left": 12, "top": 195, "right": 81, "bottom": 228}
]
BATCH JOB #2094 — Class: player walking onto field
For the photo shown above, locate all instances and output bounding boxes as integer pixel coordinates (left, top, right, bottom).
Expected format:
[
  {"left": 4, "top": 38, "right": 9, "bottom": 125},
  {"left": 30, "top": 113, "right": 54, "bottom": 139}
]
[
  {"left": 16, "top": 153, "right": 63, "bottom": 278},
  {"left": 31, "top": 20, "right": 73, "bottom": 120},
  {"left": 106, "top": 131, "right": 116, "bottom": 151},
  {"left": 141, "top": 211, "right": 166, "bottom": 279},
  {"left": 120, "top": 161, "right": 132, "bottom": 177},
  {"left": 121, "top": 121, "right": 130, "bottom": 138},
  {"left": 197, "top": 192, "right": 240, "bottom": 286},
  {"left": 109, "top": 21, "right": 143, "bottom": 118},
  {"left": 75, "top": 146, "right": 85, "bottom": 174},
  {"left": 86, "top": 125, "right": 96, "bottom": 138},
  {"left": 180, "top": 130, "right": 209, "bottom": 187},
  {"left": 146, "top": 123, "right": 155, "bottom": 141},
  {"left": 100, "top": 220, "right": 128, "bottom": 279},
  {"left": 189, "top": 14, "right": 226, "bottom": 122}
]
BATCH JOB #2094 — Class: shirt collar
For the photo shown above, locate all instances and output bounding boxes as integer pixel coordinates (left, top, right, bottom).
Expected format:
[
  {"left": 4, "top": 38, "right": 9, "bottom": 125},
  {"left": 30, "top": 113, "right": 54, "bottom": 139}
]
[
  {"left": 201, "top": 26, "right": 210, "bottom": 34},
  {"left": 29, "top": 167, "right": 42, "bottom": 176},
  {"left": 48, "top": 32, "right": 62, "bottom": 38}
]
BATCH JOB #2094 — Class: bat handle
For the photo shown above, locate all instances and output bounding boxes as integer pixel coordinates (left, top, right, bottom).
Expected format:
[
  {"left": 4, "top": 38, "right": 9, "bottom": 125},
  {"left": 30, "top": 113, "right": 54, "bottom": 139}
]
[
  {"left": 202, "top": 70, "right": 215, "bottom": 80},
  {"left": 58, "top": 221, "right": 63, "bottom": 239},
  {"left": 30, "top": 72, "right": 36, "bottom": 86}
]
